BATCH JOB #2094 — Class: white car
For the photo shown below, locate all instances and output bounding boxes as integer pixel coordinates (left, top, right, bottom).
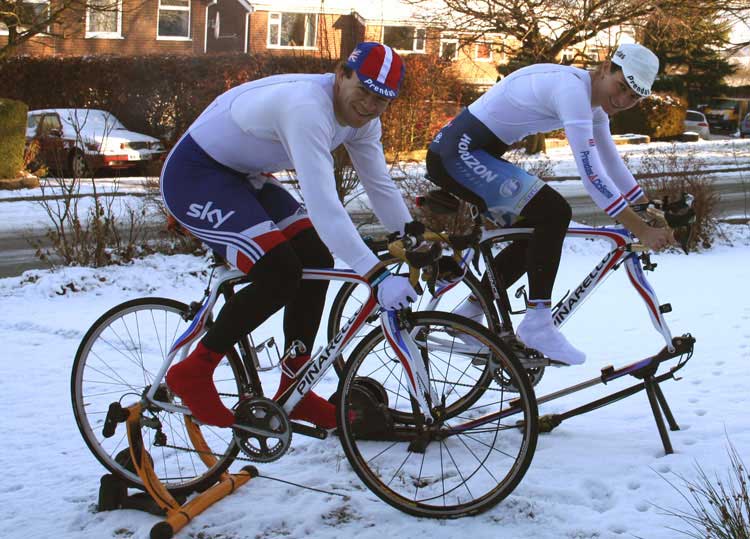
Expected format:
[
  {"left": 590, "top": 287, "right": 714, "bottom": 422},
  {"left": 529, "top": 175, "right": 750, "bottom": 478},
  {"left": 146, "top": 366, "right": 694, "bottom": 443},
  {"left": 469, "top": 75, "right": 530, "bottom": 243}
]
[
  {"left": 26, "top": 108, "right": 166, "bottom": 177},
  {"left": 683, "top": 109, "right": 711, "bottom": 139}
]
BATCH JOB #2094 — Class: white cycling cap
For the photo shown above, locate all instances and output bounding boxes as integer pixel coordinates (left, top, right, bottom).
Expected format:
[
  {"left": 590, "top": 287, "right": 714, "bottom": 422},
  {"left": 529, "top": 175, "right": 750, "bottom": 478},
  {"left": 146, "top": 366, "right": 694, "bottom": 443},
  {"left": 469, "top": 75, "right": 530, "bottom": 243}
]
[{"left": 611, "top": 43, "right": 659, "bottom": 97}]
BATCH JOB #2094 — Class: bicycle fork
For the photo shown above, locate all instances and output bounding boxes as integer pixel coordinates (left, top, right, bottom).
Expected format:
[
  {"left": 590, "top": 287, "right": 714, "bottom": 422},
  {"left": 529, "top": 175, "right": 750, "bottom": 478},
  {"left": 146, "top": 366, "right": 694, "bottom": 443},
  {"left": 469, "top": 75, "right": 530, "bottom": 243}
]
[{"left": 381, "top": 310, "right": 437, "bottom": 424}]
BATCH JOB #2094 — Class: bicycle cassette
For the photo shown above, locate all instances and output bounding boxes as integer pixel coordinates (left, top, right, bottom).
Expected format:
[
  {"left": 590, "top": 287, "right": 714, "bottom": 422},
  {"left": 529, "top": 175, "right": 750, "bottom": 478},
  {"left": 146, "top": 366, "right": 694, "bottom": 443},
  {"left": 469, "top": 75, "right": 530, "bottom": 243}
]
[{"left": 232, "top": 397, "right": 292, "bottom": 463}]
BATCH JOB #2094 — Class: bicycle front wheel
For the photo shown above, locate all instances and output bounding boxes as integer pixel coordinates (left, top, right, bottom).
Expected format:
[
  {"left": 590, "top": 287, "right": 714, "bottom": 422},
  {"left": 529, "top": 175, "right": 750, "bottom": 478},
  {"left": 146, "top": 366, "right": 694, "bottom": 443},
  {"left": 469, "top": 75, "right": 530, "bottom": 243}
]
[
  {"left": 71, "top": 297, "right": 243, "bottom": 495},
  {"left": 336, "top": 312, "right": 538, "bottom": 518}
]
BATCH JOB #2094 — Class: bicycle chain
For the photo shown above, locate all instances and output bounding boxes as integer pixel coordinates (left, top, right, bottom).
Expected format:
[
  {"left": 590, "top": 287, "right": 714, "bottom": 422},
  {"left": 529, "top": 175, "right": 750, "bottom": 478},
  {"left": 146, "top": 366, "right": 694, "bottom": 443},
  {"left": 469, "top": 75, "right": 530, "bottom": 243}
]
[{"left": 154, "top": 440, "right": 348, "bottom": 498}]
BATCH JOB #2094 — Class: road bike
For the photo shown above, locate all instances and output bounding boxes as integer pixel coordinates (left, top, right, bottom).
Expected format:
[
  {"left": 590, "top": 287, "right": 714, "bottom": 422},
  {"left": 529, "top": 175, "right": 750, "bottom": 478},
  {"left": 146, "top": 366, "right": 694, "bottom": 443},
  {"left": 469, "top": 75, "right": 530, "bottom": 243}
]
[{"left": 71, "top": 240, "right": 538, "bottom": 519}]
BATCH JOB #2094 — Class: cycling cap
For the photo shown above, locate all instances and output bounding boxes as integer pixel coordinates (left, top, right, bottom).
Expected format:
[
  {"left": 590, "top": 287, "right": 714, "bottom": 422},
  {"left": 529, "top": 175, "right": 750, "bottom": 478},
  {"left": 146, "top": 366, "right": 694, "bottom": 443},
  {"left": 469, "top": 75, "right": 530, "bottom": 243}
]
[
  {"left": 611, "top": 43, "right": 659, "bottom": 98},
  {"left": 345, "top": 42, "right": 405, "bottom": 99}
]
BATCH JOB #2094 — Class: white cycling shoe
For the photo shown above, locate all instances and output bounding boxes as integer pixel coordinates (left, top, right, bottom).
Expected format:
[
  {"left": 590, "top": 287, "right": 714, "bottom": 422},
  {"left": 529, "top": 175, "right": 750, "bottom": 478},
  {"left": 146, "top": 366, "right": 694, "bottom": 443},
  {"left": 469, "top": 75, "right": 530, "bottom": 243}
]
[{"left": 516, "top": 311, "right": 586, "bottom": 366}]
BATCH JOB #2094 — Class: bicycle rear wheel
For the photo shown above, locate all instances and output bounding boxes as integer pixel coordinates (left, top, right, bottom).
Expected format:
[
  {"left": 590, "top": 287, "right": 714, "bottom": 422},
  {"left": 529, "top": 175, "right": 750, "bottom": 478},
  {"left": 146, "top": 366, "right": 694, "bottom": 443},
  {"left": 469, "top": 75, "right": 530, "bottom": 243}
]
[
  {"left": 71, "top": 297, "right": 243, "bottom": 496},
  {"left": 336, "top": 312, "right": 538, "bottom": 518}
]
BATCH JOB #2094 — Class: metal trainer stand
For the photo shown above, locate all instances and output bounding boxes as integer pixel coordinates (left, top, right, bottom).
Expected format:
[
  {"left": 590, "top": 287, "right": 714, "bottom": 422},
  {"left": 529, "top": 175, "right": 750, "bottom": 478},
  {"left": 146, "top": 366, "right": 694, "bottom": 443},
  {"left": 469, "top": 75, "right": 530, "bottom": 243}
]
[
  {"left": 517, "top": 334, "right": 695, "bottom": 455},
  {"left": 98, "top": 402, "right": 257, "bottom": 539}
]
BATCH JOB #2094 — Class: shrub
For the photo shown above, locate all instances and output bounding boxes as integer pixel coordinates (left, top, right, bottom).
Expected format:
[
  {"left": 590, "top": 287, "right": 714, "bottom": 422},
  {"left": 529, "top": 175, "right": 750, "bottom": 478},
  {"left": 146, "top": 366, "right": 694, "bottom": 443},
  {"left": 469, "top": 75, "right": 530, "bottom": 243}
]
[
  {"left": 658, "top": 440, "right": 750, "bottom": 539},
  {"left": 631, "top": 143, "right": 719, "bottom": 250},
  {"left": 611, "top": 94, "right": 687, "bottom": 140},
  {"left": 0, "top": 53, "right": 464, "bottom": 156},
  {"left": 0, "top": 97, "right": 27, "bottom": 179}
]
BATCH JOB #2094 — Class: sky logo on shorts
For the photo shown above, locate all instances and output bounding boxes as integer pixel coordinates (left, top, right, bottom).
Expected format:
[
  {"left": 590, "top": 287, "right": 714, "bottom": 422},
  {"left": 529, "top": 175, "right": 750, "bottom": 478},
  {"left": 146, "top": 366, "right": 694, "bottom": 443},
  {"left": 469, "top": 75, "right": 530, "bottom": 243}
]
[{"left": 187, "top": 200, "right": 235, "bottom": 229}]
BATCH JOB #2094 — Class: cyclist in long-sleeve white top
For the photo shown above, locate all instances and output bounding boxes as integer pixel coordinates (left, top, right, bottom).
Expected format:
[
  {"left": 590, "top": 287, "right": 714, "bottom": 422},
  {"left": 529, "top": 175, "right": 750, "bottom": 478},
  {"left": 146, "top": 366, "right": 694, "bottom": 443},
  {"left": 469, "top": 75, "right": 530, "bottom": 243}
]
[
  {"left": 427, "top": 43, "right": 675, "bottom": 365},
  {"left": 162, "top": 42, "right": 418, "bottom": 429}
]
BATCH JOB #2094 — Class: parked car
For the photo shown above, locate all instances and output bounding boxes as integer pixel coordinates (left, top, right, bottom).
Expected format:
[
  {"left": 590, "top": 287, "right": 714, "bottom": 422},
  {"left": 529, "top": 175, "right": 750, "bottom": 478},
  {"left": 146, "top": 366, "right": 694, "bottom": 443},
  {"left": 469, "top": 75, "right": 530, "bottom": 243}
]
[
  {"left": 25, "top": 109, "right": 166, "bottom": 177},
  {"left": 683, "top": 109, "right": 711, "bottom": 139},
  {"left": 741, "top": 113, "right": 750, "bottom": 138}
]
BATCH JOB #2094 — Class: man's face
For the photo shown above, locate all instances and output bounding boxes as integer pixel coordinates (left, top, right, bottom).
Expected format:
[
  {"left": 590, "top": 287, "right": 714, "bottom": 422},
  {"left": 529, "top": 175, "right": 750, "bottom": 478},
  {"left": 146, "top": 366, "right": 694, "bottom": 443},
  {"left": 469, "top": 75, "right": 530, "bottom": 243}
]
[
  {"left": 595, "top": 63, "right": 644, "bottom": 115},
  {"left": 334, "top": 68, "right": 392, "bottom": 128}
]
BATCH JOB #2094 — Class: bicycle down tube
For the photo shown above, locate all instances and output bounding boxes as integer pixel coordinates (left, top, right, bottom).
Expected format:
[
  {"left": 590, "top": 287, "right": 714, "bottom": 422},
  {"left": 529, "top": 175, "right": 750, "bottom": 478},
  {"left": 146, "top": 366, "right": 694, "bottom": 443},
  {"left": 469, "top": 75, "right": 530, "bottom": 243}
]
[
  {"left": 147, "top": 265, "right": 438, "bottom": 421},
  {"left": 478, "top": 225, "right": 674, "bottom": 350}
]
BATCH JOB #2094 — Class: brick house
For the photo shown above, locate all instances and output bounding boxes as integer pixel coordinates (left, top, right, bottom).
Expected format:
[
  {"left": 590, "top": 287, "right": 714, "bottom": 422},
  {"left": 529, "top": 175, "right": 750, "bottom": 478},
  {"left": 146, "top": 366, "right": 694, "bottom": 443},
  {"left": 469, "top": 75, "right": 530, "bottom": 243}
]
[
  {"left": 1, "top": 0, "right": 208, "bottom": 55},
  {"left": 0, "top": 0, "right": 515, "bottom": 86}
]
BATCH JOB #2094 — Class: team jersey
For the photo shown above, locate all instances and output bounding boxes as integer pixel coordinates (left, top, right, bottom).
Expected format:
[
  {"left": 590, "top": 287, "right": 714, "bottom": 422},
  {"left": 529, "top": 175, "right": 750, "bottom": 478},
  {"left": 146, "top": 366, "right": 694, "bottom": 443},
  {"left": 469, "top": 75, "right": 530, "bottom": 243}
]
[
  {"left": 186, "top": 73, "right": 411, "bottom": 276},
  {"left": 468, "top": 64, "right": 644, "bottom": 217}
]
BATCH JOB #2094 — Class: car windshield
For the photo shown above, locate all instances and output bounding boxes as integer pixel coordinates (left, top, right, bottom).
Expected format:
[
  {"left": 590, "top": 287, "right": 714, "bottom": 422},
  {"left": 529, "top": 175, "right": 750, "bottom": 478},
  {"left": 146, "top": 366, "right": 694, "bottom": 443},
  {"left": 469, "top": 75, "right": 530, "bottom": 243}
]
[
  {"left": 686, "top": 112, "right": 704, "bottom": 122},
  {"left": 63, "top": 110, "right": 127, "bottom": 132}
]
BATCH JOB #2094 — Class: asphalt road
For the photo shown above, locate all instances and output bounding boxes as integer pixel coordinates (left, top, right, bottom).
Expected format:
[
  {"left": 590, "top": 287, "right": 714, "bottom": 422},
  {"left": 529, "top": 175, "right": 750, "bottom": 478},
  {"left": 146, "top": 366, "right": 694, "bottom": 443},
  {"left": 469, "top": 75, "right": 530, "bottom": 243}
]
[{"left": 1, "top": 172, "right": 748, "bottom": 278}]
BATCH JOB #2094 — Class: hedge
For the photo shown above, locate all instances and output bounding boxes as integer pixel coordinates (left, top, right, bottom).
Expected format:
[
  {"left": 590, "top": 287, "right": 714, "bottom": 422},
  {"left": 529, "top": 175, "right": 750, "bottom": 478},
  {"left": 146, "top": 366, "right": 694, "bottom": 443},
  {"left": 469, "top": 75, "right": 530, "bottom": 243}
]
[
  {"left": 0, "top": 98, "right": 27, "bottom": 179},
  {"left": 0, "top": 53, "right": 463, "bottom": 155},
  {"left": 610, "top": 94, "right": 686, "bottom": 140}
]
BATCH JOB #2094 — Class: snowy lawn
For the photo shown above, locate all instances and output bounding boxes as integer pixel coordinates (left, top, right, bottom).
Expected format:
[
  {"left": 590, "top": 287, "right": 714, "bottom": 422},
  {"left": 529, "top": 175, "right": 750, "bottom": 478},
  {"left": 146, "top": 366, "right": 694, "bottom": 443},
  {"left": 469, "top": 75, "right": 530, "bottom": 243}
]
[{"left": 0, "top": 225, "right": 749, "bottom": 539}]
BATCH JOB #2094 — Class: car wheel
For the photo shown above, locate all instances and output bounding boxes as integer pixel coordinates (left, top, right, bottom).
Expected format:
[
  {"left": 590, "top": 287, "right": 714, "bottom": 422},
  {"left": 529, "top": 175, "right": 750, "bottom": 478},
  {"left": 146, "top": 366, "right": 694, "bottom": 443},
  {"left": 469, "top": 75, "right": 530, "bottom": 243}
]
[{"left": 70, "top": 150, "right": 91, "bottom": 178}]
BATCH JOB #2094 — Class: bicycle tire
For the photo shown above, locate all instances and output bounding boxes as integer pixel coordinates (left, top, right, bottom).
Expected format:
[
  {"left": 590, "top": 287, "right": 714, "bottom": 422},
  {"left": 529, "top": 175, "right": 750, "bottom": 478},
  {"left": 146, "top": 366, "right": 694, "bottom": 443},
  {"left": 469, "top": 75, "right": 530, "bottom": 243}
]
[
  {"left": 336, "top": 311, "right": 538, "bottom": 518},
  {"left": 71, "top": 297, "right": 243, "bottom": 496}
]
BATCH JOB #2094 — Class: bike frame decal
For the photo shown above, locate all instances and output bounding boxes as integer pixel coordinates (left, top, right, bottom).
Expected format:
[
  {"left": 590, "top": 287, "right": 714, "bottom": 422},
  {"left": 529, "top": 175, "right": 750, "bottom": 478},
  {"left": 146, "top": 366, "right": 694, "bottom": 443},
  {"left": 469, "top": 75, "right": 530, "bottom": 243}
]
[
  {"left": 380, "top": 310, "right": 435, "bottom": 422},
  {"left": 168, "top": 300, "right": 211, "bottom": 356}
]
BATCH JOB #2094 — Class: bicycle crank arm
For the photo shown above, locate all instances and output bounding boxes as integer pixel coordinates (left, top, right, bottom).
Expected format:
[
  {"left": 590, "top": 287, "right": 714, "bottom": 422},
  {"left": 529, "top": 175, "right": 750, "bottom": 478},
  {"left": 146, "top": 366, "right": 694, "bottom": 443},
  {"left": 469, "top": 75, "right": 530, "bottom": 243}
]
[{"left": 232, "top": 423, "right": 286, "bottom": 438}]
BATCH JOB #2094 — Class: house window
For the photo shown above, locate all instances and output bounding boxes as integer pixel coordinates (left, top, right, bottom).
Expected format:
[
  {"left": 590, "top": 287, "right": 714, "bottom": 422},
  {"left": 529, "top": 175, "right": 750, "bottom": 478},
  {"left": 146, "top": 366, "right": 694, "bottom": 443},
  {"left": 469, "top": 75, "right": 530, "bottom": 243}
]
[
  {"left": 86, "top": 0, "right": 122, "bottom": 37},
  {"left": 1, "top": 0, "right": 50, "bottom": 35},
  {"left": 157, "top": 0, "right": 190, "bottom": 40},
  {"left": 475, "top": 42, "right": 492, "bottom": 61},
  {"left": 267, "top": 12, "right": 317, "bottom": 48},
  {"left": 382, "top": 26, "right": 425, "bottom": 53},
  {"left": 440, "top": 35, "right": 459, "bottom": 61}
]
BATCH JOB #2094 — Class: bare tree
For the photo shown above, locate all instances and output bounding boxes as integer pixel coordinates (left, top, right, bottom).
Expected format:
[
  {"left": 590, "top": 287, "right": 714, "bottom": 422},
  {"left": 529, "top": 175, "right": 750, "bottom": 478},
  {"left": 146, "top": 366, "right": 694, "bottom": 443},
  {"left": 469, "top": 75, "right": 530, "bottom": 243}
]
[{"left": 404, "top": 0, "right": 750, "bottom": 64}]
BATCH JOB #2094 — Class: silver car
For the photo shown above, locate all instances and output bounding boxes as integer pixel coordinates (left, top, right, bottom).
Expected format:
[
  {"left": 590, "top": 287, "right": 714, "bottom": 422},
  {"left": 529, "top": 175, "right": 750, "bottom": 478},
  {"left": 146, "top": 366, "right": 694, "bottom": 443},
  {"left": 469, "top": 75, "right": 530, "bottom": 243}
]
[{"left": 683, "top": 109, "right": 711, "bottom": 139}]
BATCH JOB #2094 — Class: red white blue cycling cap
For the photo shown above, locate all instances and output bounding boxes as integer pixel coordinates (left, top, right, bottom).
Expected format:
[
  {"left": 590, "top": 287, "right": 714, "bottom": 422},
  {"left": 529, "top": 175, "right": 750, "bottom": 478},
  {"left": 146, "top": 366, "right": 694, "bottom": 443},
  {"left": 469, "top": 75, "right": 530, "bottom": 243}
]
[{"left": 345, "top": 42, "right": 405, "bottom": 99}]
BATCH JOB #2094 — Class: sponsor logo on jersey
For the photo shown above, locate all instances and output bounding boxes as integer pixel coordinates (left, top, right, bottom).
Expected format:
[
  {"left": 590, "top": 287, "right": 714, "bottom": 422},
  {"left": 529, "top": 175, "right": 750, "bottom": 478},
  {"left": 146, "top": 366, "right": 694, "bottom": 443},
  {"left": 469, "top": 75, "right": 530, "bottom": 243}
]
[
  {"left": 186, "top": 201, "right": 235, "bottom": 229},
  {"left": 498, "top": 177, "right": 520, "bottom": 197},
  {"left": 579, "top": 150, "right": 614, "bottom": 198},
  {"left": 588, "top": 138, "right": 596, "bottom": 147},
  {"left": 458, "top": 133, "right": 498, "bottom": 183}
]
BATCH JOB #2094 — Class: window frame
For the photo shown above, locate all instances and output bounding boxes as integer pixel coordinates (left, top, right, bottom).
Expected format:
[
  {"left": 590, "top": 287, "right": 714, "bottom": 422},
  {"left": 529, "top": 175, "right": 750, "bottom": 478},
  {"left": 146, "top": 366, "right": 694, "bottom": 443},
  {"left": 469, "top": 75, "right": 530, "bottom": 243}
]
[
  {"left": 381, "top": 25, "right": 426, "bottom": 54},
  {"left": 439, "top": 34, "right": 459, "bottom": 61},
  {"left": 474, "top": 41, "right": 493, "bottom": 62},
  {"left": 85, "top": 0, "right": 123, "bottom": 39},
  {"left": 266, "top": 11, "right": 318, "bottom": 50},
  {"left": 156, "top": 0, "right": 192, "bottom": 41}
]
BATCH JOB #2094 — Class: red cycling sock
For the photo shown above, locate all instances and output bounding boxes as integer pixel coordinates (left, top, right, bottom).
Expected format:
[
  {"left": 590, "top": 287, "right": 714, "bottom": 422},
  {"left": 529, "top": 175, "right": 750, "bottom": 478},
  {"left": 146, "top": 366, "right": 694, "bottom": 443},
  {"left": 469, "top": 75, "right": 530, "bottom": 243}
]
[
  {"left": 166, "top": 341, "right": 235, "bottom": 428},
  {"left": 273, "top": 354, "right": 336, "bottom": 429}
]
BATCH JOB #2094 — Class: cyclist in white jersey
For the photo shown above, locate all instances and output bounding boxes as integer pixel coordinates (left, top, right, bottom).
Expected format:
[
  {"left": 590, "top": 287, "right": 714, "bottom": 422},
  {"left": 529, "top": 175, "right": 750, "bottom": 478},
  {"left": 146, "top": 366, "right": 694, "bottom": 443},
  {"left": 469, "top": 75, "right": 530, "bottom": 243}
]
[
  {"left": 427, "top": 43, "right": 675, "bottom": 365},
  {"left": 162, "top": 42, "right": 419, "bottom": 428}
]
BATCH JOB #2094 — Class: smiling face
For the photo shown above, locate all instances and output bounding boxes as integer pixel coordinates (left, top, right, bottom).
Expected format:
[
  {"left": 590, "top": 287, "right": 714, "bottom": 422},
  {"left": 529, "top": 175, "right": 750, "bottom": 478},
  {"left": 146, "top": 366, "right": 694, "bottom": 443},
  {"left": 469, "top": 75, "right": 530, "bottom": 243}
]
[
  {"left": 591, "top": 61, "right": 644, "bottom": 115},
  {"left": 333, "top": 66, "right": 391, "bottom": 128}
]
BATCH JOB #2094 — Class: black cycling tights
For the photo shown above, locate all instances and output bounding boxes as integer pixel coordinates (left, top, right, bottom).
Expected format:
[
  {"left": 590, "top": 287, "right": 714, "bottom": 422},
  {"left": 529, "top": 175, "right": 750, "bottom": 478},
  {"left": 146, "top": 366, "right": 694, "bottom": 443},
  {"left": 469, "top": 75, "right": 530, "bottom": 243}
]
[
  {"left": 486, "top": 184, "right": 571, "bottom": 300},
  {"left": 201, "top": 227, "right": 334, "bottom": 355}
]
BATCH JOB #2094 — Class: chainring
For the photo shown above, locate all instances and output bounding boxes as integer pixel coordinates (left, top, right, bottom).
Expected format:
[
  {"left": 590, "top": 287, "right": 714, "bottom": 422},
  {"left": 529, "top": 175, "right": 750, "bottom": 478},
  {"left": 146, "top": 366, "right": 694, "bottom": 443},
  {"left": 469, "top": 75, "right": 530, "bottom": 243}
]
[{"left": 232, "top": 397, "right": 292, "bottom": 463}]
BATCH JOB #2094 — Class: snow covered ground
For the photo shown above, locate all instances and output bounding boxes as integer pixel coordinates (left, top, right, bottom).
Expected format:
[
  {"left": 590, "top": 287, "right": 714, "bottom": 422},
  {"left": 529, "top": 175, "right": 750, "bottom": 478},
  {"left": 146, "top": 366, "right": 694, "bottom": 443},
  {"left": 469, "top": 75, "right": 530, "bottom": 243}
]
[{"left": 1, "top": 222, "right": 749, "bottom": 539}]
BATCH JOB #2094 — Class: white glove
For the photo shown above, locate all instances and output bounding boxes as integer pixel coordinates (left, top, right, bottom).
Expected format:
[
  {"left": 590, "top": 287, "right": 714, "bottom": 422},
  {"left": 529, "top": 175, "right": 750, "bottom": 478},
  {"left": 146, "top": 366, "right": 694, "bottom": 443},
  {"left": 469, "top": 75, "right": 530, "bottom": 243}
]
[{"left": 375, "top": 273, "right": 418, "bottom": 311}]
